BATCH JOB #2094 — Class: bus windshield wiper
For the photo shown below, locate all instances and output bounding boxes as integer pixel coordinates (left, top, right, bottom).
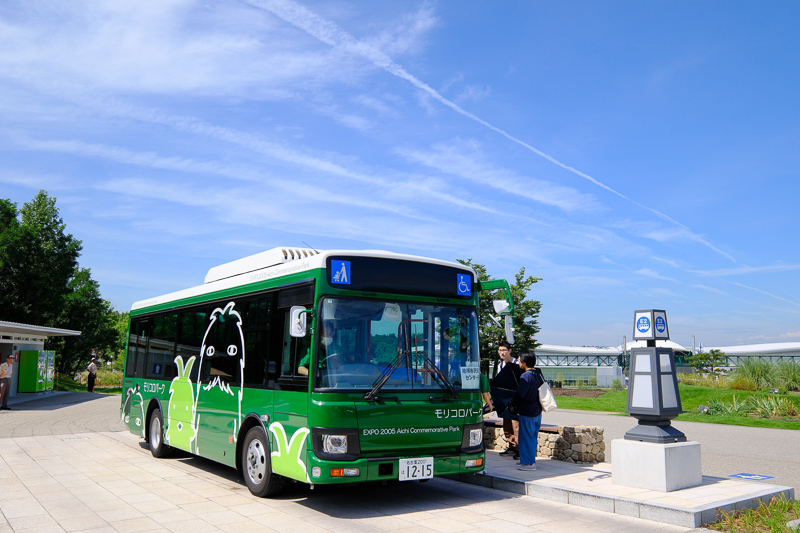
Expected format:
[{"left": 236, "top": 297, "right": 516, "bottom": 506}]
[
  {"left": 419, "top": 351, "right": 459, "bottom": 399},
  {"left": 364, "top": 351, "right": 406, "bottom": 401}
]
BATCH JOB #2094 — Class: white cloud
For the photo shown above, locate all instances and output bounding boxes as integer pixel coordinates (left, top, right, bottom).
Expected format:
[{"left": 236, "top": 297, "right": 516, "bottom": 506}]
[
  {"left": 692, "top": 263, "right": 800, "bottom": 277},
  {"left": 635, "top": 268, "right": 676, "bottom": 282},
  {"left": 692, "top": 284, "right": 727, "bottom": 296},
  {"left": 397, "top": 140, "right": 601, "bottom": 213},
  {"left": 0, "top": 0, "right": 363, "bottom": 99},
  {"left": 456, "top": 85, "right": 491, "bottom": 104},
  {"left": 367, "top": 3, "right": 438, "bottom": 56}
]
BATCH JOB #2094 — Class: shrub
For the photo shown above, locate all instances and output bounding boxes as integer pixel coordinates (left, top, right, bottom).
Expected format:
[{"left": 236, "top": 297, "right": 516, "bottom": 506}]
[
  {"left": 678, "top": 372, "right": 730, "bottom": 388},
  {"left": 588, "top": 376, "right": 597, "bottom": 387},
  {"left": 611, "top": 378, "right": 624, "bottom": 392},
  {"left": 556, "top": 373, "right": 564, "bottom": 385},
  {"left": 730, "top": 358, "right": 777, "bottom": 390},
  {"left": 728, "top": 375, "right": 758, "bottom": 391},
  {"left": 776, "top": 360, "right": 800, "bottom": 392},
  {"left": 750, "top": 396, "right": 799, "bottom": 418}
]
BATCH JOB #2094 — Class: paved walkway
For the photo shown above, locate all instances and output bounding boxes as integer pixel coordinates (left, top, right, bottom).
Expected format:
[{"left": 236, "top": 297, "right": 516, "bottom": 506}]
[
  {"left": 0, "top": 392, "right": 124, "bottom": 438},
  {"left": 540, "top": 408, "right": 800, "bottom": 494},
  {"left": 0, "top": 393, "right": 699, "bottom": 532},
  {"left": 0, "top": 429, "right": 696, "bottom": 533},
  {"left": 467, "top": 451, "right": 792, "bottom": 528}
]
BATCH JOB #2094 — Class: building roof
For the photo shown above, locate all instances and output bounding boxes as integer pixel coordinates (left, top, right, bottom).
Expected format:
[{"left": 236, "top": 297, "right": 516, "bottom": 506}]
[
  {"left": 0, "top": 321, "right": 81, "bottom": 340},
  {"left": 536, "top": 344, "right": 620, "bottom": 356},
  {"left": 536, "top": 341, "right": 800, "bottom": 358},
  {"left": 704, "top": 342, "right": 800, "bottom": 356}
]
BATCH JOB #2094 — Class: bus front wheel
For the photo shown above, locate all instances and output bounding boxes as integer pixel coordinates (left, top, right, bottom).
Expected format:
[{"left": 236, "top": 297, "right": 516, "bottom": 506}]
[
  {"left": 148, "top": 409, "right": 172, "bottom": 458},
  {"left": 242, "top": 427, "right": 284, "bottom": 497}
]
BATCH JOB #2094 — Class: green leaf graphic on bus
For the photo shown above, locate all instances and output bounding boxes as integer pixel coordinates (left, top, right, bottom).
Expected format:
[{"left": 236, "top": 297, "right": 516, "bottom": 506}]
[
  {"left": 269, "top": 423, "right": 310, "bottom": 482},
  {"left": 166, "top": 355, "right": 197, "bottom": 451}
]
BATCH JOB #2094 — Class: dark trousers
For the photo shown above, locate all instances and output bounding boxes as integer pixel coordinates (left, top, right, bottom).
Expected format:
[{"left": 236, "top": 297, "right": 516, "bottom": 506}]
[
  {"left": 0, "top": 377, "right": 10, "bottom": 407},
  {"left": 88, "top": 373, "right": 96, "bottom": 392}
]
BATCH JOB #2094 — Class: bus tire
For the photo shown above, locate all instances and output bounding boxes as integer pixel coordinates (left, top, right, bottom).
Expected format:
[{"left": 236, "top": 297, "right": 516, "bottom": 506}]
[
  {"left": 148, "top": 409, "right": 171, "bottom": 458},
  {"left": 242, "top": 426, "right": 284, "bottom": 497}
]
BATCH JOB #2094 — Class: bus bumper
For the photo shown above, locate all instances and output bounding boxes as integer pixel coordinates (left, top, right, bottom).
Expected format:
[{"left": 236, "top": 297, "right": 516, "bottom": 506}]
[{"left": 306, "top": 451, "right": 485, "bottom": 484}]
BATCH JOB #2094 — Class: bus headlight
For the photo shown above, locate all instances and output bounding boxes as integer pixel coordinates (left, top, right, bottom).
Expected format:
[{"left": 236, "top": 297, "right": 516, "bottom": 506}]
[
  {"left": 469, "top": 428, "right": 482, "bottom": 447},
  {"left": 311, "top": 427, "right": 361, "bottom": 460},
  {"left": 461, "top": 423, "right": 484, "bottom": 453},
  {"left": 322, "top": 434, "right": 348, "bottom": 454}
]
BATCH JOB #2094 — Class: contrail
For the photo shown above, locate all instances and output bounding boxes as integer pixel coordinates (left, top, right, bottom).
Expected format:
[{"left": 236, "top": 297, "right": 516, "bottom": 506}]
[{"left": 244, "top": 0, "right": 735, "bottom": 263}]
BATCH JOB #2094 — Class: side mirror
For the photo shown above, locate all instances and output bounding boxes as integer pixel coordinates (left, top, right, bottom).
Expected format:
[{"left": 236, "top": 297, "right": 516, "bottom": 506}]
[
  {"left": 289, "top": 306, "right": 308, "bottom": 337},
  {"left": 504, "top": 315, "right": 515, "bottom": 344},
  {"left": 493, "top": 299, "right": 510, "bottom": 314}
]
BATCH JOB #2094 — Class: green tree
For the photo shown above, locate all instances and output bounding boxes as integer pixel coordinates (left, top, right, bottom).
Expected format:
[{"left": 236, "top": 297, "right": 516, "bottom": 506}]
[
  {"left": 111, "top": 310, "right": 131, "bottom": 372},
  {"left": 1, "top": 191, "right": 120, "bottom": 375},
  {"left": 457, "top": 259, "right": 542, "bottom": 376},
  {"left": 0, "top": 191, "right": 81, "bottom": 325},
  {"left": 45, "top": 267, "right": 120, "bottom": 375},
  {"left": 687, "top": 349, "right": 727, "bottom": 376}
]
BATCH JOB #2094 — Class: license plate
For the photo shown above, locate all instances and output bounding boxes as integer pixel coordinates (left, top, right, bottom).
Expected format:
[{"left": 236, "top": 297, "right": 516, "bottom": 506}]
[{"left": 398, "top": 457, "right": 434, "bottom": 481}]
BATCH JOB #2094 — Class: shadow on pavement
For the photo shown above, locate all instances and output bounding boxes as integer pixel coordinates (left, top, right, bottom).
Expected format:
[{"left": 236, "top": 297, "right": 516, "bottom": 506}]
[{"left": 9, "top": 391, "right": 118, "bottom": 411}]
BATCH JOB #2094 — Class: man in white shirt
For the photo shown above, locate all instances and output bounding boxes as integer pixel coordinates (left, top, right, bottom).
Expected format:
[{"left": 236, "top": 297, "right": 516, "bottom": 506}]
[
  {"left": 0, "top": 354, "right": 15, "bottom": 410},
  {"left": 87, "top": 357, "right": 97, "bottom": 392}
]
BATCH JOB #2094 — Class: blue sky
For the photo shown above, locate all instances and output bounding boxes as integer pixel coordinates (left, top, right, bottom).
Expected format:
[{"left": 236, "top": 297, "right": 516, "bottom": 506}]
[{"left": 2, "top": 1, "right": 799, "bottom": 349}]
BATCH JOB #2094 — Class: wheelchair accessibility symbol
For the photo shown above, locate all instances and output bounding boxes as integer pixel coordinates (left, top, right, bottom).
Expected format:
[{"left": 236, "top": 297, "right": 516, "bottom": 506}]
[{"left": 457, "top": 274, "right": 472, "bottom": 296}]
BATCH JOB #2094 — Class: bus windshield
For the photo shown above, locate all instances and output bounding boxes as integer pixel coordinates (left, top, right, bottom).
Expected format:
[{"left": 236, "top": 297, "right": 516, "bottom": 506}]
[{"left": 315, "top": 297, "right": 481, "bottom": 392}]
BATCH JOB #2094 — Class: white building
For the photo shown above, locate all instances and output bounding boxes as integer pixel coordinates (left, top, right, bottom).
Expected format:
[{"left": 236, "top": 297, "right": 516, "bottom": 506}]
[
  {"left": 0, "top": 321, "right": 81, "bottom": 398},
  {"left": 533, "top": 341, "right": 800, "bottom": 387}
]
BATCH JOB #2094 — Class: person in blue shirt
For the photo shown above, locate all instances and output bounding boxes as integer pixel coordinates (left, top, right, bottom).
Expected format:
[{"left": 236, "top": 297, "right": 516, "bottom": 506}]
[{"left": 513, "top": 351, "right": 544, "bottom": 471}]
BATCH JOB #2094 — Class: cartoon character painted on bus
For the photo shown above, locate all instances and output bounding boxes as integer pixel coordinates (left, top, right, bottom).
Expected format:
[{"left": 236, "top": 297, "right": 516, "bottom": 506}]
[{"left": 191, "top": 302, "right": 246, "bottom": 454}]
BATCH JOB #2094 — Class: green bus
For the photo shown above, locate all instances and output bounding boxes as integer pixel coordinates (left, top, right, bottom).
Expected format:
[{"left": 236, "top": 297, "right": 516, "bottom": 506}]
[{"left": 121, "top": 247, "right": 514, "bottom": 496}]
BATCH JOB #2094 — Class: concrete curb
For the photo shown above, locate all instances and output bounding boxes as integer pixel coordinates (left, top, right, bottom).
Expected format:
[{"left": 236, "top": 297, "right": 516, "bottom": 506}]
[{"left": 446, "top": 471, "right": 794, "bottom": 528}]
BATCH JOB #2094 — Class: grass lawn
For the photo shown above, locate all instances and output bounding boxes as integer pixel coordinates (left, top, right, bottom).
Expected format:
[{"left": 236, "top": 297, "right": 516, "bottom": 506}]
[
  {"left": 554, "top": 385, "right": 800, "bottom": 430},
  {"left": 55, "top": 374, "right": 121, "bottom": 395}
]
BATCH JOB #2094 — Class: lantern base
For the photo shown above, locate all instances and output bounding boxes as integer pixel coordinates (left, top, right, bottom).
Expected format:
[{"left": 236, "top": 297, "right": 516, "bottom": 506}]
[
  {"left": 624, "top": 421, "right": 686, "bottom": 444},
  {"left": 612, "top": 439, "right": 702, "bottom": 492}
]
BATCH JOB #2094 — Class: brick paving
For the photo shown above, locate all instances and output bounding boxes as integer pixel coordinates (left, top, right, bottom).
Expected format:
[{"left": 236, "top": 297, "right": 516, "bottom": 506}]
[{"left": 0, "top": 394, "right": 697, "bottom": 532}]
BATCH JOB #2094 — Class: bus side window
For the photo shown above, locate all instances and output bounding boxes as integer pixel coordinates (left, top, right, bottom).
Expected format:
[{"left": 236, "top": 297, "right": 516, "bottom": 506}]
[
  {"left": 177, "top": 309, "right": 205, "bottom": 382},
  {"left": 243, "top": 296, "right": 272, "bottom": 389},
  {"left": 134, "top": 320, "right": 149, "bottom": 378},
  {"left": 146, "top": 313, "right": 177, "bottom": 381},
  {"left": 125, "top": 319, "right": 139, "bottom": 378},
  {"left": 281, "top": 310, "right": 310, "bottom": 379}
]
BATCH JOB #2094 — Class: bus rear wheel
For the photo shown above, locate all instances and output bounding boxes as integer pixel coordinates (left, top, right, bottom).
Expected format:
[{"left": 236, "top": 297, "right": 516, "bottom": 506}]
[
  {"left": 242, "top": 426, "right": 284, "bottom": 497},
  {"left": 148, "top": 409, "right": 172, "bottom": 458}
]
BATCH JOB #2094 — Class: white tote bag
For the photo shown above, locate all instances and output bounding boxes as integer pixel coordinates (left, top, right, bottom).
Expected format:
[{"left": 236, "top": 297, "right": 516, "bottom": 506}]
[{"left": 539, "top": 381, "right": 558, "bottom": 413}]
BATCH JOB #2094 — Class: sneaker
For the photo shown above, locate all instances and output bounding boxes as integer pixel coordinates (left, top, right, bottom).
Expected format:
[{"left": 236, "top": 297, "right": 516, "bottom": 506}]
[
  {"left": 517, "top": 464, "right": 537, "bottom": 471},
  {"left": 513, "top": 453, "right": 519, "bottom": 460},
  {"left": 498, "top": 449, "right": 514, "bottom": 456}
]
